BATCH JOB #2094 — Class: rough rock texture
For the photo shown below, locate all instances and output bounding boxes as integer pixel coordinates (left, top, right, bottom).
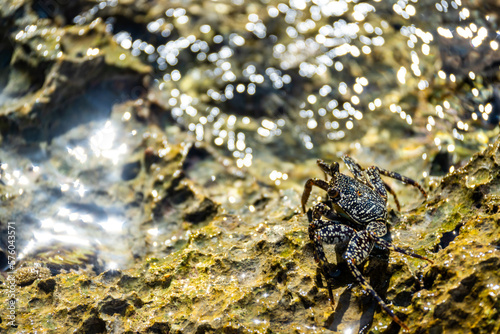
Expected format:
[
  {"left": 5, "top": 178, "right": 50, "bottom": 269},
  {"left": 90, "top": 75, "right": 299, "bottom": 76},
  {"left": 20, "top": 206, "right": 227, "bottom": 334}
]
[
  {"left": 1, "top": 137, "right": 500, "bottom": 333},
  {"left": 398, "top": 140, "right": 500, "bottom": 334}
]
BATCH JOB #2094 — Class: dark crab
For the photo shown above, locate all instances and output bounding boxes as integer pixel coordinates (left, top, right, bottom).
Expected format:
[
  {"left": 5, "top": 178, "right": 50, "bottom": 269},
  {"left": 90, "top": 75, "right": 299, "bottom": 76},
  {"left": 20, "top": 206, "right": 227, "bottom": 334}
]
[{"left": 302, "top": 156, "right": 432, "bottom": 331}]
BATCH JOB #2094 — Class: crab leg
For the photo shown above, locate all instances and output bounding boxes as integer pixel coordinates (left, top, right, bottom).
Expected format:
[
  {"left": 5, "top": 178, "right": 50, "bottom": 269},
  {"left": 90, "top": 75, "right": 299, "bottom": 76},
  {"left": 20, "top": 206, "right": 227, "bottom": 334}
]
[
  {"left": 382, "top": 181, "right": 401, "bottom": 211},
  {"left": 309, "top": 205, "right": 356, "bottom": 260},
  {"left": 366, "top": 166, "right": 388, "bottom": 201},
  {"left": 375, "top": 238, "right": 434, "bottom": 264},
  {"left": 309, "top": 221, "right": 355, "bottom": 264},
  {"left": 375, "top": 167, "right": 428, "bottom": 199},
  {"left": 342, "top": 155, "right": 367, "bottom": 184},
  {"left": 309, "top": 219, "right": 357, "bottom": 306},
  {"left": 311, "top": 202, "right": 350, "bottom": 221},
  {"left": 346, "top": 258, "right": 409, "bottom": 331},
  {"left": 302, "top": 178, "right": 329, "bottom": 212},
  {"left": 344, "top": 223, "right": 410, "bottom": 330}
]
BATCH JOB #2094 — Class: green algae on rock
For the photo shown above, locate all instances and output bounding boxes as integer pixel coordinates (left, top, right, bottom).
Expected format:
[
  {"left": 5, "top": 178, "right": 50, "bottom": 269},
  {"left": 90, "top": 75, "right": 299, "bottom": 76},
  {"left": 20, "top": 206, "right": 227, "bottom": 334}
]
[
  {"left": 3, "top": 137, "right": 500, "bottom": 333},
  {"left": 374, "top": 138, "right": 500, "bottom": 333}
]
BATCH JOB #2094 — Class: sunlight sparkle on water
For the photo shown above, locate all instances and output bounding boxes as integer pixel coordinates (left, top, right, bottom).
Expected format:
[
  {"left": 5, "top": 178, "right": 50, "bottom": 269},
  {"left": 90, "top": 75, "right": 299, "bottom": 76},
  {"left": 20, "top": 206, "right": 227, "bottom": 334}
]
[
  {"left": 269, "top": 170, "right": 288, "bottom": 186},
  {"left": 33, "top": 230, "right": 90, "bottom": 247},
  {"left": 148, "top": 228, "right": 159, "bottom": 236},
  {"left": 70, "top": 0, "right": 497, "bottom": 163},
  {"left": 67, "top": 146, "right": 88, "bottom": 164},
  {"left": 106, "top": 261, "right": 119, "bottom": 271},
  {"left": 397, "top": 66, "right": 407, "bottom": 84},
  {"left": 90, "top": 121, "right": 127, "bottom": 165},
  {"left": 100, "top": 217, "right": 125, "bottom": 233}
]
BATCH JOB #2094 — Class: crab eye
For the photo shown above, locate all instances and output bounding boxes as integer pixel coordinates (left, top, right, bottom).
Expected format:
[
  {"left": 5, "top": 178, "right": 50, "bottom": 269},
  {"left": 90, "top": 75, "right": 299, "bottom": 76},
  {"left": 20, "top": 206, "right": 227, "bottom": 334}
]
[{"left": 328, "top": 189, "right": 340, "bottom": 200}]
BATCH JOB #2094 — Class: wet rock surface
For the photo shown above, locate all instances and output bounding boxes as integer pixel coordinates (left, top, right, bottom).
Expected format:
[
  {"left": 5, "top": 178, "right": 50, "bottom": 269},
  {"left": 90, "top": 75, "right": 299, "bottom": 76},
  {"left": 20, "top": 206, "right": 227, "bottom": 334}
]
[{"left": 1, "top": 138, "right": 500, "bottom": 333}]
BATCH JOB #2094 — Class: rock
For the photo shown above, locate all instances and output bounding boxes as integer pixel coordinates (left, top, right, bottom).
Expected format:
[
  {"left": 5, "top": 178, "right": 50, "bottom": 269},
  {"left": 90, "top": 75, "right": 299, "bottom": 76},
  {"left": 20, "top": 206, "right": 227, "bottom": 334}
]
[
  {"left": 14, "top": 266, "right": 51, "bottom": 287},
  {"left": 37, "top": 278, "right": 56, "bottom": 293},
  {"left": 3, "top": 137, "right": 500, "bottom": 333}
]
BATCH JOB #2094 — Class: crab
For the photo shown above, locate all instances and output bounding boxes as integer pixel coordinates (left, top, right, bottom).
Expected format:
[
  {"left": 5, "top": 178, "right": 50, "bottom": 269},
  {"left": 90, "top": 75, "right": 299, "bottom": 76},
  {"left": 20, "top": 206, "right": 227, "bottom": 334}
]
[{"left": 302, "top": 156, "right": 432, "bottom": 331}]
